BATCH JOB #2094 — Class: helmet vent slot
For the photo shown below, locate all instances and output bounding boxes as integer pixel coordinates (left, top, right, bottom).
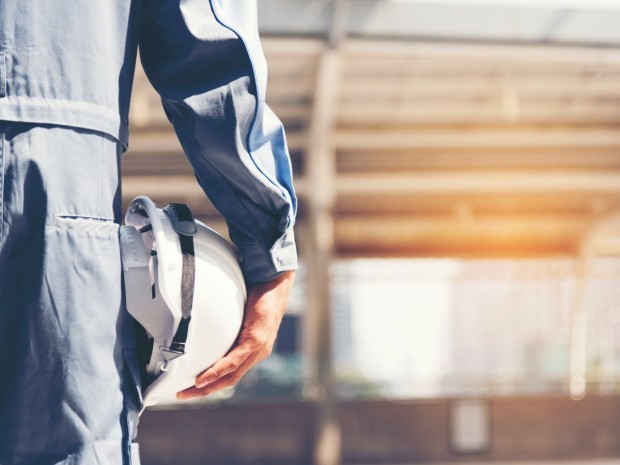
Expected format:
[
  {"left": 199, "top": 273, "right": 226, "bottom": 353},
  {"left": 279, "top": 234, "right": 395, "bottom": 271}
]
[{"left": 149, "top": 252, "right": 158, "bottom": 299}]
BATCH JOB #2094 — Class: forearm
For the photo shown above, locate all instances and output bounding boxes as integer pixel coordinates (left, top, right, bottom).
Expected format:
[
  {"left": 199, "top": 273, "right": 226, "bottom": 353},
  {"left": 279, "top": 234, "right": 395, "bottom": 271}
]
[{"left": 139, "top": 0, "right": 298, "bottom": 286}]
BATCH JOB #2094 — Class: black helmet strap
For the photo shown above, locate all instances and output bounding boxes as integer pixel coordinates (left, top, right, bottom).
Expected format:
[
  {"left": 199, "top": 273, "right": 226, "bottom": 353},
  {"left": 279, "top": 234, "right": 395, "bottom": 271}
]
[{"left": 161, "top": 203, "right": 196, "bottom": 358}]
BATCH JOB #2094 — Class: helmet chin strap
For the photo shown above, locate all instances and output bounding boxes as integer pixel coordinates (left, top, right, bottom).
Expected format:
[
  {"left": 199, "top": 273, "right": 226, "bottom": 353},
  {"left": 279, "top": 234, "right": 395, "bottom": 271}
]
[{"left": 158, "top": 203, "right": 197, "bottom": 366}]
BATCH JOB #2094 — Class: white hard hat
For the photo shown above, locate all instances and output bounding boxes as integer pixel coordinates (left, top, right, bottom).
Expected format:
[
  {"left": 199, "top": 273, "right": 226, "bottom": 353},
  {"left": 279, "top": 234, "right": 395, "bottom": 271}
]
[{"left": 120, "top": 196, "right": 246, "bottom": 408}]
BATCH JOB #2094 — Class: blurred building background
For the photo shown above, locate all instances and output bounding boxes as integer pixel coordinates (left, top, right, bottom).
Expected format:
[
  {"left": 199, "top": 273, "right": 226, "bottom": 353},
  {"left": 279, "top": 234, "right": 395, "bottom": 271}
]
[{"left": 123, "top": 0, "right": 620, "bottom": 463}]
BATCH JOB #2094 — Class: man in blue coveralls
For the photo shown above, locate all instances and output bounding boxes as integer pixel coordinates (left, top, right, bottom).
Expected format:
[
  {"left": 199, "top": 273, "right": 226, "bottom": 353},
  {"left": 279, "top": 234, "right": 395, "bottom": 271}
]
[{"left": 0, "top": 1, "right": 298, "bottom": 464}]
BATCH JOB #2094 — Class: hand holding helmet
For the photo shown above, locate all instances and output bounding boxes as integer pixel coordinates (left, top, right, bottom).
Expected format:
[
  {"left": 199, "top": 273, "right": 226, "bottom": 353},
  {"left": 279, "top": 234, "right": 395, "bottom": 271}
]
[
  {"left": 120, "top": 196, "right": 246, "bottom": 408},
  {"left": 177, "top": 269, "right": 296, "bottom": 400}
]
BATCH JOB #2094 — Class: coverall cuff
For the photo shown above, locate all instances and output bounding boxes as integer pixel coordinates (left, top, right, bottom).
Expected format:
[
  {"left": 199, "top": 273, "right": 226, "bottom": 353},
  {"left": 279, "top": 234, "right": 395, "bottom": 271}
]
[{"left": 237, "top": 226, "right": 298, "bottom": 287}]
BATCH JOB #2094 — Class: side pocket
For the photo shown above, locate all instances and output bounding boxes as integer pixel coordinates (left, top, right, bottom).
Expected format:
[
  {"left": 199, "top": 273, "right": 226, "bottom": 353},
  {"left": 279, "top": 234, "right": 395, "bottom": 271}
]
[
  {"left": 122, "top": 349, "right": 144, "bottom": 465},
  {"left": 52, "top": 214, "right": 119, "bottom": 233}
]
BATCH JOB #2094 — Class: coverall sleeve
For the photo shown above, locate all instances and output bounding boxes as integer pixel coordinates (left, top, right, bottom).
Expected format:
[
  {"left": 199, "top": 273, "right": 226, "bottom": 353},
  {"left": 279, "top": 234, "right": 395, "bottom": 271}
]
[{"left": 138, "top": 0, "right": 298, "bottom": 286}]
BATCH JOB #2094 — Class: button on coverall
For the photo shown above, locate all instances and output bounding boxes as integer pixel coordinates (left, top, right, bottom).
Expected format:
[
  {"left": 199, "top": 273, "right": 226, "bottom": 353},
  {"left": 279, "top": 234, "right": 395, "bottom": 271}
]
[{"left": 0, "top": 1, "right": 298, "bottom": 464}]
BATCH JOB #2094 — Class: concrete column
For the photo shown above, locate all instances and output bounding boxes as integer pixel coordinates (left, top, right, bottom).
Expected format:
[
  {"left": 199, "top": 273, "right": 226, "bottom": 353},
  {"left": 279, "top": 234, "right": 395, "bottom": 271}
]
[
  {"left": 570, "top": 207, "right": 620, "bottom": 398},
  {"left": 303, "top": 46, "right": 342, "bottom": 465}
]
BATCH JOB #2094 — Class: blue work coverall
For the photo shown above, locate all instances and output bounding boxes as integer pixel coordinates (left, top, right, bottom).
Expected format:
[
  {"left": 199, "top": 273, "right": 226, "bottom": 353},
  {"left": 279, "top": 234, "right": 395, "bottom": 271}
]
[{"left": 0, "top": 1, "right": 298, "bottom": 464}]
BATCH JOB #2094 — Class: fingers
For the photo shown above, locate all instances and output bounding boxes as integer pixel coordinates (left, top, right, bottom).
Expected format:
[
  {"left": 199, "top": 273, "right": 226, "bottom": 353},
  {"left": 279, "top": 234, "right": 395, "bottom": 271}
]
[
  {"left": 194, "top": 340, "right": 254, "bottom": 389},
  {"left": 176, "top": 330, "right": 273, "bottom": 401},
  {"left": 177, "top": 356, "right": 254, "bottom": 400},
  {"left": 175, "top": 270, "right": 296, "bottom": 402}
]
